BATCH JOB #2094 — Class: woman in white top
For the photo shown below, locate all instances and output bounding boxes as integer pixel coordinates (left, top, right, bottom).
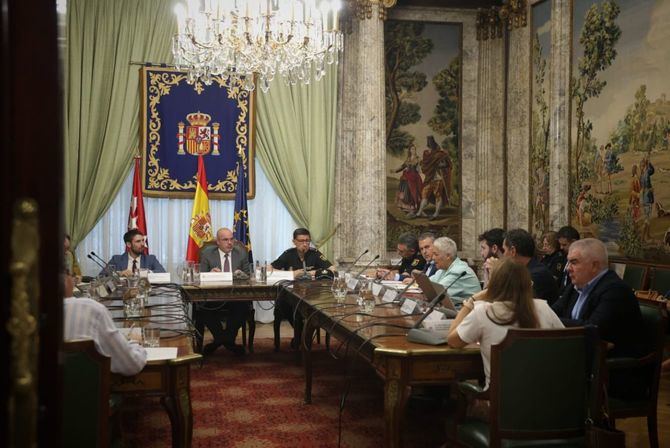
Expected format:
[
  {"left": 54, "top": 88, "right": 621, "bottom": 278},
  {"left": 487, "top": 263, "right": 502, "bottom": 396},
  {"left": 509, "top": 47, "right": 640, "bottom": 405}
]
[{"left": 447, "top": 259, "right": 564, "bottom": 390}]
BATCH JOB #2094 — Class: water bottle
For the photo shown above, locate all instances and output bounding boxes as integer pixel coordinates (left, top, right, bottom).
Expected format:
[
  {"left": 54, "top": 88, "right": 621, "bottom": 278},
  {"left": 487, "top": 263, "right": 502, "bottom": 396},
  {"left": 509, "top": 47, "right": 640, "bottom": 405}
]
[{"left": 255, "top": 260, "right": 261, "bottom": 281}]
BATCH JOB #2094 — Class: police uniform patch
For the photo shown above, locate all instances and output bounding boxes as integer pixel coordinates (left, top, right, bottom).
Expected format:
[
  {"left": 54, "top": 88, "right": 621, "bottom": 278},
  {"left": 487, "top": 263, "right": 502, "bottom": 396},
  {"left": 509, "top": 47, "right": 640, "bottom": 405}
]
[{"left": 412, "top": 258, "right": 420, "bottom": 267}]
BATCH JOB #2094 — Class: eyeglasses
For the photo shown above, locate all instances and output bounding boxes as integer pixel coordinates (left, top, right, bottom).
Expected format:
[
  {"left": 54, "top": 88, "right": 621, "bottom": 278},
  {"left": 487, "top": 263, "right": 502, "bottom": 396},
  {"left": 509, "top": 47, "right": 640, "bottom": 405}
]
[{"left": 295, "top": 239, "right": 311, "bottom": 244}]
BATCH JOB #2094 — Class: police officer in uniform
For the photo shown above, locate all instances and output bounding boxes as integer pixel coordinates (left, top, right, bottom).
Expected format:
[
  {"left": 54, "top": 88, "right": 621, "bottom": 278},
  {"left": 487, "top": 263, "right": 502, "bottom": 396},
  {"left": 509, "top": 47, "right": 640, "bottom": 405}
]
[
  {"left": 377, "top": 232, "right": 426, "bottom": 280},
  {"left": 271, "top": 228, "right": 335, "bottom": 349},
  {"left": 540, "top": 230, "right": 566, "bottom": 285}
]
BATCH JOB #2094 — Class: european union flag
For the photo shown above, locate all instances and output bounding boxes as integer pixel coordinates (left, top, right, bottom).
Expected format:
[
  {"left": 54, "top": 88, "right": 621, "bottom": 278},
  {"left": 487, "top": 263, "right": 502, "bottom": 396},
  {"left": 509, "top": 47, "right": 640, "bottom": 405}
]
[{"left": 233, "top": 155, "right": 253, "bottom": 263}]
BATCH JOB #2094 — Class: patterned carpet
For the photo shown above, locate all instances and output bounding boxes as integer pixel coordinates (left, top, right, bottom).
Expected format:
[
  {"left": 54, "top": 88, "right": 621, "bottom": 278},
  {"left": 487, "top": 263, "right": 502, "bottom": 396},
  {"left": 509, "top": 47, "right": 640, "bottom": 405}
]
[{"left": 122, "top": 338, "right": 450, "bottom": 447}]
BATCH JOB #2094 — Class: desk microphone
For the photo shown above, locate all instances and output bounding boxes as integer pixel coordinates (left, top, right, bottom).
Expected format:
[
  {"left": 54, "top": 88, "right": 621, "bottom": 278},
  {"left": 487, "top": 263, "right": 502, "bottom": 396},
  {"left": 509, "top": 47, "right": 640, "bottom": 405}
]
[
  {"left": 87, "top": 253, "right": 106, "bottom": 270},
  {"left": 343, "top": 249, "right": 369, "bottom": 275},
  {"left": 391, "top": 277, "right": 417, "bottom": 304},
  {"left": 89, "top": 251, "right": 118, "bottom": 277},
  {"left": 353, "top": 254, "right": 380, "bottom": 278}
]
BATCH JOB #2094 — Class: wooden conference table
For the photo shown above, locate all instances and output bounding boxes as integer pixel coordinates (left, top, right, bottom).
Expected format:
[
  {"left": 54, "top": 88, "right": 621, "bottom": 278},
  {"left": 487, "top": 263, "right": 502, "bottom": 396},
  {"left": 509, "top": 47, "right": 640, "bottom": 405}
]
[
  {"left": 182, "top": 279, "right": 483, "bottom": 448},
  {"left": 104, "top": 290, "right": 201, "bottom": 448},
  {"left": 287, "top": 280, "right": 483, "bottom": 448}
]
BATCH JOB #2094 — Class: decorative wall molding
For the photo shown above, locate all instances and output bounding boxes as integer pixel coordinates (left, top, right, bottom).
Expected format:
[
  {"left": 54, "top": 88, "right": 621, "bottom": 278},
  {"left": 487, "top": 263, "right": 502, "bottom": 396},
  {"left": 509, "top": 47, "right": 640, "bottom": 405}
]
[{"left": 476, "top": 0, "right": 527, "bottom": 40}]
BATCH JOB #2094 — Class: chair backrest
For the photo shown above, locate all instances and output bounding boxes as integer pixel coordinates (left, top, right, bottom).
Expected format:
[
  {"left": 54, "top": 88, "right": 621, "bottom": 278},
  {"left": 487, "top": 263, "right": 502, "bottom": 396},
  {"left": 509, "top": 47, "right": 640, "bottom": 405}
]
[
  {"left": 622, "top": 265, "right": 647, "bottom": 291},
  {"left": 650, "top": 268, "right": 670, "bottom": 296},
  {"left": 637, "top": 303, "right": 667, "bottom": 400},
  {"left": 62, "top": 339, "right": 110, "bottom": 448},
  {"left": 488, "top": 327, "right": 600, "bottom": 446}
]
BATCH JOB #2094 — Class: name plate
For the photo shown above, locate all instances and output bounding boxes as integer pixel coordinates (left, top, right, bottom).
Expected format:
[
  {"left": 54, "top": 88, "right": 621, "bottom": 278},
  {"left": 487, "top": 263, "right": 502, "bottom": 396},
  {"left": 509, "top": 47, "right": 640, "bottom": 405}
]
[
  {"left": 371, "top": 282, "right": 384, "bottom": 297},
  {"left": 200, "top": 272, "right": 232, "bottom": 282},
  {"left": 97, "top": 284, "right": 109, "bottom": 298},
  {"left": 423, "top": 319, "right": 453, "bottom": 332},
  {"left": 105, "top": 280, "right": 116, "bottom": 293},
  {"left": 424, "top": 310, "right": 446, "bottom": 323},
  {"left": 346, "top": 277, "right": 359, "bottom": 290},
  {"left": 148, "top": 272, "right": 171, "bottom": 284},
  {"left": 401, "top": 298, "right": 419, "bottom": 314},
  {"left": 381, "top": 289, "right": 398, "bottom": 303}
]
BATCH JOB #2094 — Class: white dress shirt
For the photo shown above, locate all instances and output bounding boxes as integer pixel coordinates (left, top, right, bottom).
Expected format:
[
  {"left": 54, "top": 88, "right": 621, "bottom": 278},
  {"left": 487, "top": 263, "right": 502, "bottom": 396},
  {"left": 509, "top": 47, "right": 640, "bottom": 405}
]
[{"left": 63, "top": 297, "right": 147, "bottom": 376}]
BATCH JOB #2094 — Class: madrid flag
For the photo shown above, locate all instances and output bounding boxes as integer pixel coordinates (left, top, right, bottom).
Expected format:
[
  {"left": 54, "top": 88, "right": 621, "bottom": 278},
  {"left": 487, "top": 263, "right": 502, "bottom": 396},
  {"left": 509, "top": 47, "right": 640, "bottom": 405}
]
[
  {"left": 128, "top": 156, "right": 149, "bottom": 254},
  {"left": 186, "top": 155, "right": 213, "bottom": 262}
]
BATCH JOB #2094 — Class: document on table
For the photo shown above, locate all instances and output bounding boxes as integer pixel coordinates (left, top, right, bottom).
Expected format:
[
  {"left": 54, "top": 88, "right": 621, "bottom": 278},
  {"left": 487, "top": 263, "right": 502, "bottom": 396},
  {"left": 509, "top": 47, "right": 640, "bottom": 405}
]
[{"left": 145, "top": 347, "right": 178, "bottom": 361}]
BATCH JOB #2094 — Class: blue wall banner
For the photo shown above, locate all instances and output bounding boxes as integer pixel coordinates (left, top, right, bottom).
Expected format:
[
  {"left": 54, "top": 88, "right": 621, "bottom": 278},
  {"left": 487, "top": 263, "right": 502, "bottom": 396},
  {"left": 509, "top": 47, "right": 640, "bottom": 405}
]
[{"left": 140, "top": 67, "right": 255, "bottom": 199}]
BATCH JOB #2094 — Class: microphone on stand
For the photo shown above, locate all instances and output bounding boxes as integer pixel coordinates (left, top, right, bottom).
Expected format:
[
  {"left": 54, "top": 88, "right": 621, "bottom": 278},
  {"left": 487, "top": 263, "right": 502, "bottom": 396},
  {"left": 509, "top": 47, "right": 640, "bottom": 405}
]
[
  {"left": 87, "top": 253, "right": 106, "bottom": 270},
  {"left": 342, "top": 249, "right": 369, "bottom": 275},
  {"left": 89, "top": 251, "right": 119, "bottom": 278},
  {"left": 391, "top": 277, "right": 417, "bottom": 304},
  {"left": 353, "top": 254, "right": 380, "bottom": 278}
]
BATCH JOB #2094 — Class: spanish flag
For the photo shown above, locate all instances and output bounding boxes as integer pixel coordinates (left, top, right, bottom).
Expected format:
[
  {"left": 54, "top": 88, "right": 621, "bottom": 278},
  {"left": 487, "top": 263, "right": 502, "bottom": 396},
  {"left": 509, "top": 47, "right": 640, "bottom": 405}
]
[{"left": 186, "top": 155, "right": 213, "bottom": 262}]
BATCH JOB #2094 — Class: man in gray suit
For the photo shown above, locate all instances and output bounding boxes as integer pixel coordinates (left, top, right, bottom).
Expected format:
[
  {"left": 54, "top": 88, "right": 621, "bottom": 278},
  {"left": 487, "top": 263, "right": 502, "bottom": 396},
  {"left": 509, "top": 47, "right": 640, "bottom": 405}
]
[{"left": 200, "top": 227, "right": 251, "bottom": 355}]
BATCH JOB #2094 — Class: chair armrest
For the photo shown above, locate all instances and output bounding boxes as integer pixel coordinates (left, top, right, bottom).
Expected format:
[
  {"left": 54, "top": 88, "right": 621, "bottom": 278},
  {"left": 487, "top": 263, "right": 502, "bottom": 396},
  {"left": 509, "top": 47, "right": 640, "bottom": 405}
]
[{"left": 457, "top": 381, "right": 489, "bottom": 400}]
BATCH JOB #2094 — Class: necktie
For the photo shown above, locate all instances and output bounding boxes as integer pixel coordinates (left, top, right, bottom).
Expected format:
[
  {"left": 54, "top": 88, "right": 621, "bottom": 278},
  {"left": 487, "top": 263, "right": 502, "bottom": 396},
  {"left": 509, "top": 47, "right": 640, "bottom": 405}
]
[
  {"left": 223, "top": 254, "right": 230, "bottom": 272},
  {"left": 132, "top": 259, "right": 138, "bottom": 274}
]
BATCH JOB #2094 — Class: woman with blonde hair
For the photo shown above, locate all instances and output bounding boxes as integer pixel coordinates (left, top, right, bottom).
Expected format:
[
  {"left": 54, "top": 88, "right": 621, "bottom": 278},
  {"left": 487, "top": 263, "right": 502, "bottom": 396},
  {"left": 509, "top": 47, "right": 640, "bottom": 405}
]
[{"left": 447, "top": 259, "right": 564, "bottom": 390}]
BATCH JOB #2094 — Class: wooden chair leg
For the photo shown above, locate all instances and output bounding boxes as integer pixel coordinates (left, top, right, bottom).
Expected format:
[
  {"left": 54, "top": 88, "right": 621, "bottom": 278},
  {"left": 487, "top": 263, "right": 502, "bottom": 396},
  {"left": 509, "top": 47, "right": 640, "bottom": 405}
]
[
  {"left": 241, "top": 321, "right": 247, "bottom": 347},
  {"left": 325, "top": 332, "right": 331, "bottom": 350},
  {"left": 315, "top": 328, "right": 321, "bottom": 345}
]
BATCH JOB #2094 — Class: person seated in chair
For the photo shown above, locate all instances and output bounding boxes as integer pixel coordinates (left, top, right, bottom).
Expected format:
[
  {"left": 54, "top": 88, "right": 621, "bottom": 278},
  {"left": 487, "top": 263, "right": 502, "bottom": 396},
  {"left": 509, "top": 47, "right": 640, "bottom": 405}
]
[
  {"left": 104, "top": 228, "right": 165, "bottom": 276},
  {"left": 448, "top": 259, "right": 564, "bottom": 395},
  {"left": 271, "top": 228, "right": 334, "bottom": 349},
  {"left": 377, "top": 232, "right": 425, "bottom": 281},
  {"left": 63, "top": 272, "right": 147, "bottom": 376},
  {"left": 551, "top": 238, "right": 646, "bottom": 399},
  {"left": 491, "top": 228, "right": 559, "bottom": 304},
  {"left": 199, "top": 227, "right": 251, "bottom": 356},
  {"left": 429, "top": 236, "right": 481, "bottom": 304},
  {"left": 551, "top": 238, "right": 644, "bottom": 358}
]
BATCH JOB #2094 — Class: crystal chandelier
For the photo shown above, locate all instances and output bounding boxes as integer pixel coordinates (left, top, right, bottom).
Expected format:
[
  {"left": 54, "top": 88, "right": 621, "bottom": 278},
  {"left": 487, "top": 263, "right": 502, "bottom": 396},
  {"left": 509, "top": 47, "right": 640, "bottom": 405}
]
[{"left": 172, "top": 0, "right": 344, "bottom": 93}]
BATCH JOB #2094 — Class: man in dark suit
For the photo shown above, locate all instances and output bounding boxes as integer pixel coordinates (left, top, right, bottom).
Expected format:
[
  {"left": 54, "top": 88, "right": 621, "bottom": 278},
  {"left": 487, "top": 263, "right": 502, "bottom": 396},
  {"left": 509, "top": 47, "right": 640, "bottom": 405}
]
[
  {"left": 551, "top": 238, "right": 644, "bottom": 358},
  {"left": 552, "top": 238, "right": 645, "bottom": 399},
  {"left": 104, "top": 229, "right": 165, "bottom": 276},
  {"left": 200, "top": 227, "right": 251, "bottom": 355},
  {"left": 502, "top": 229, "right": 559, "bottom": 304},
  {"left": 403, "top": 231, "right": 438, "bottom": 283}
]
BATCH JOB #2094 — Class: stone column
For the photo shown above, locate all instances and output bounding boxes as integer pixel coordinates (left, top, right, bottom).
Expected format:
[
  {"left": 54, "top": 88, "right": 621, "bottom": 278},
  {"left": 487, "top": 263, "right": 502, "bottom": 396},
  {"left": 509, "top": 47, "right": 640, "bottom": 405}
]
[
  {"left": 475, "top": 36, "right": 506, "bottom": 238},
  {"left": 548, "top": 0, "right": 571, "bottom": 228},
  {"left": 506, "top": 19, "right": 531, "bottom": 231},
  {"left": 334, "top": 4, "right": 387, "bottom": 264}
]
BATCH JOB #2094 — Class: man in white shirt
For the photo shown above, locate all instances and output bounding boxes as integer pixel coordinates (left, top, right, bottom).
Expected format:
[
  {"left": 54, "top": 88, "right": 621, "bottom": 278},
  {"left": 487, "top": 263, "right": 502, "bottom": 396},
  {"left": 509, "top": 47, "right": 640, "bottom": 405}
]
[{"left": 63, "top": 273, "right": 147, "bottom": 376}]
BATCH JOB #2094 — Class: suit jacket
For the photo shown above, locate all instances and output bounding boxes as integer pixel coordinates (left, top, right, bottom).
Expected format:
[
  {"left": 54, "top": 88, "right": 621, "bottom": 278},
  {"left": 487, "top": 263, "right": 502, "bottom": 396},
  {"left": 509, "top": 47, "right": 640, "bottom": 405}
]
[
  {"left": 551, "top": 270, "right": 644, "bottom": 358},
  {"left": 424, "top": 260, "right": 437, "bottom": 277},
  {"left": 527, "top": 258, "right": 559, "bottom": 305},
  {"left": 200, "top": 244, "right": 251, "bottom": 274},
  {"left": 104, "top": 253, "right": 165, "bottom": 275}
]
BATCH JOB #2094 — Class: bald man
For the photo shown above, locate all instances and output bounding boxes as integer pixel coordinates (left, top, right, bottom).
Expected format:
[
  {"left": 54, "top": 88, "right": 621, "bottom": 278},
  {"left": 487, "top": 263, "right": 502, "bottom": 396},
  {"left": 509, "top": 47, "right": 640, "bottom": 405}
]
[{"left": 199, "top": 228, "right": 251, "bottom": 355}]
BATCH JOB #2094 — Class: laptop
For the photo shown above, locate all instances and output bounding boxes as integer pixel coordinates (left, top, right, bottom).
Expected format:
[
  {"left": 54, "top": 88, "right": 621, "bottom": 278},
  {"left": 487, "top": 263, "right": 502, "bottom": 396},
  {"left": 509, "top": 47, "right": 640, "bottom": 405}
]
[{"left": 412, "top": 272, "right": 457, "bottom": 311}]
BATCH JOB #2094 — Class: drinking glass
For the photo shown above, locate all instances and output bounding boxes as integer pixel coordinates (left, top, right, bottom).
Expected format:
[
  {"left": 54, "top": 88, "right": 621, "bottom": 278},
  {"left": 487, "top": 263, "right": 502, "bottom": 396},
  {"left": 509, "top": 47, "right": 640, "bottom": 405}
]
[
  {"left": 123, "top": 294, "right": 144, "bottom": 318},
  {"left": 357, "top": 278, "right": 369, "bottom": 307},
  {"left": 362, "top": 288, "right": 376, "bottom": 314},
  {"left": 143, "top": 327, "right": 161, "bottom": 347},
  {"left": 332, "top": 277, "right": 347, "bottom": 304}
]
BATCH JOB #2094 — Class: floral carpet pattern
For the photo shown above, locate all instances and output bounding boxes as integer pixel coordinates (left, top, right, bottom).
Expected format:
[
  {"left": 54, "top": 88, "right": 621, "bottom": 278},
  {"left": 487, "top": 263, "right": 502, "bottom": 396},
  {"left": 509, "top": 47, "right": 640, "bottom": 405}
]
[{"left": 122, "top": 338, "right": 448, "bottom": 447}]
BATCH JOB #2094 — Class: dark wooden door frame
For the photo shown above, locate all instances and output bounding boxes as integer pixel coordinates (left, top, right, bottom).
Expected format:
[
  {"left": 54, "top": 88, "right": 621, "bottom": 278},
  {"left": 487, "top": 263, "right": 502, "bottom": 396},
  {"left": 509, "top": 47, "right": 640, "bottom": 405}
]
[{"left": 1, "top": 0, "right": 63, "bottom": 445}]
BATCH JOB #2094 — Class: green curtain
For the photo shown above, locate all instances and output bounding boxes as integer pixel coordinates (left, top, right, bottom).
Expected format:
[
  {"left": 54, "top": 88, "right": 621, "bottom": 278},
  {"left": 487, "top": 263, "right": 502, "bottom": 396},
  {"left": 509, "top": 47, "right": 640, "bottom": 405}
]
[
  {"left": 255, "top": 65, "right": 338, "bottom": 258},
  {"left": 64, "top": 0, "right": 175, "bottom": 245}
]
